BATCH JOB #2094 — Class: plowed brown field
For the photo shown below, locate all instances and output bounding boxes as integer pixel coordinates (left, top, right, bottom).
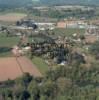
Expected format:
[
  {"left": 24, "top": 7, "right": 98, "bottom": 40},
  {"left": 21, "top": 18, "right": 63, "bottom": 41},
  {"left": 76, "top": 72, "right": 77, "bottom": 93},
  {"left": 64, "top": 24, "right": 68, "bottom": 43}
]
[{"left": 0, "top": 56, "right": 42, "bottom": 81}]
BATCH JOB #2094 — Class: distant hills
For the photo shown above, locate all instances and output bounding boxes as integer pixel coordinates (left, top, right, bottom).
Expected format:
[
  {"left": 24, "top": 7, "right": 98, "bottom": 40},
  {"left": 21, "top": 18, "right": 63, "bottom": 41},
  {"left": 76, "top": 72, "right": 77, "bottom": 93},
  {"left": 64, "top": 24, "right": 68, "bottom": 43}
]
[
  {"left": 0, "top": 0, "right": 99, "bottom": 8},
  {"left": 0, "top": 0, "right": 32, "bottom": 8},
  {"left": 40, "top": 0, "right": 99, "bottom": 6}
]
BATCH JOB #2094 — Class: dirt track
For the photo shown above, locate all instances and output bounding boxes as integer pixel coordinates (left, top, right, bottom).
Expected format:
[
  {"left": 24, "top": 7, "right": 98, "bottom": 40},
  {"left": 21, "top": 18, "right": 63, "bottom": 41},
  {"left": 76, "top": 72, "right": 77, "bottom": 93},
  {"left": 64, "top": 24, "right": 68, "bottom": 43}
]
[{"left": 0, "top": 56, "right": 42, "bottom": 81}]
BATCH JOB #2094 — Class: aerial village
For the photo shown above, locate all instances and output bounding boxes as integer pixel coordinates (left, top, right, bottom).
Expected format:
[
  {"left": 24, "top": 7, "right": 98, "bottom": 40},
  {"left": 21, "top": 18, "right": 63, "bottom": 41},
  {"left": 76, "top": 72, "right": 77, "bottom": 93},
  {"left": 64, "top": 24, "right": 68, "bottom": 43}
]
[
  {"left": 0, "top": 2, "right": 99, "bottom": 99},
  {"left": 0, "top": 17, "right": 99, "bottom": 80}
]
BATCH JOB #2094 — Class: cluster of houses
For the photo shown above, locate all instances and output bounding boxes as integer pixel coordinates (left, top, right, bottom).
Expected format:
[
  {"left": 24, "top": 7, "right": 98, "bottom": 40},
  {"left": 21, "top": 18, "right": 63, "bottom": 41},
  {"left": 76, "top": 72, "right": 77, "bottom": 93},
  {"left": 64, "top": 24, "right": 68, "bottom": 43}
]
[
  {"left": 57, "top": 20, "right": 87, "bottom": 29},
  {"left": 57, "top": 19, "right": 99, "bottom": 29}
]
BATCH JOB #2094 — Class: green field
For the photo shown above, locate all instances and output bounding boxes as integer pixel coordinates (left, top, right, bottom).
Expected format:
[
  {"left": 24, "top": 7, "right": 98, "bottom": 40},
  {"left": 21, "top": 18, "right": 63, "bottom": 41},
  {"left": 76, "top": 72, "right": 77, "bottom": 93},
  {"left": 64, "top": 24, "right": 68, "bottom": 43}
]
[
  {"left": 32, "top": 57, "right": 49, "bottom": 75},
  {"left": 0, "top": 33, "right": 19, "bottom": 47},
  {"left": 53, "top": 28, "right": 85, "bottom": 36},
  {"left": 0, "top": 33, "right": 19, "bottom": 57}
]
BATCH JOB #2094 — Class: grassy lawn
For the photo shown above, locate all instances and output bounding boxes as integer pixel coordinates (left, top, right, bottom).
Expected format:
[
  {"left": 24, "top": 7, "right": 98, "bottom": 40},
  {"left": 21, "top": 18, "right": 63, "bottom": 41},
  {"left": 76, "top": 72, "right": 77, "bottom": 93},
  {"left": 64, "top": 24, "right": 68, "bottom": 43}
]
[
  {"left": 32, "top": 57, "right": 49, "bottom": 75},
  {"left": 53, "top": 28, "right": 85, "bottom": 37}
]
